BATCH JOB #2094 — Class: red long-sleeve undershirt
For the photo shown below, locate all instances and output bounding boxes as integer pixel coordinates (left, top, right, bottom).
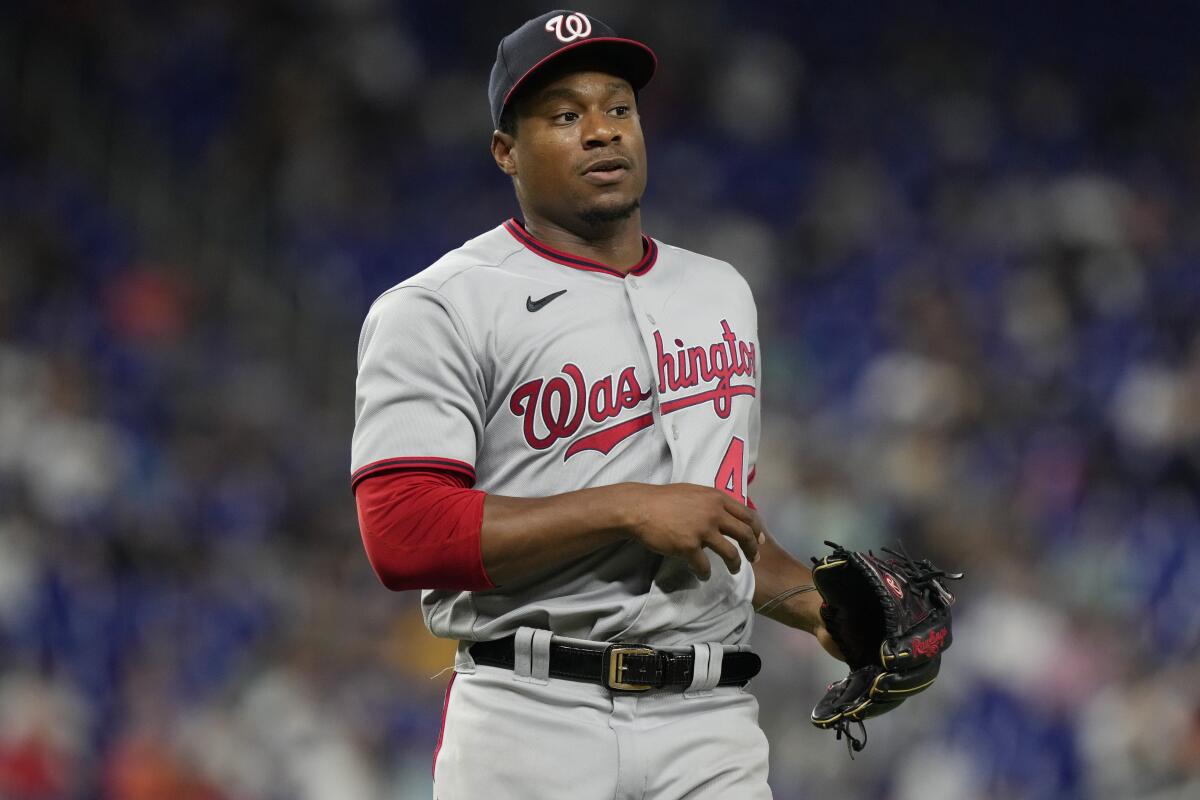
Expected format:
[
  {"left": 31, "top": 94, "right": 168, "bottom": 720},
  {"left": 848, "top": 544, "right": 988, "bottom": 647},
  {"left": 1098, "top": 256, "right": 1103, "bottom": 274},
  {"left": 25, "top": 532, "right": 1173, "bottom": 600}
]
[{"left": 354, "top": 469, "right": 494, "bottom": 592}]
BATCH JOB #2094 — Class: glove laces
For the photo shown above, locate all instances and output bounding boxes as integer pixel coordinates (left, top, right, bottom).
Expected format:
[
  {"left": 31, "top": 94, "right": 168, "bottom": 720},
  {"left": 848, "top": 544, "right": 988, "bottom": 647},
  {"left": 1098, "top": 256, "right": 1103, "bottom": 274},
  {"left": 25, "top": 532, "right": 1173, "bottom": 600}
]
[
  {"left": 878, "top": 542, "right": 964, "bottom": 604},
  {"left": 832, "top": 719, "right": 867, "bottom": 758}
]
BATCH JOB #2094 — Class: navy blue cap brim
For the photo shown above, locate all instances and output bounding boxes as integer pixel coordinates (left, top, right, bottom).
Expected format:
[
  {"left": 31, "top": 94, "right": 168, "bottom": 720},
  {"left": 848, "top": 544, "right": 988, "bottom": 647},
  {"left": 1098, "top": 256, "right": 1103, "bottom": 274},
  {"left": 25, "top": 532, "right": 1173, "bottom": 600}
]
[{"left": 501, "top": 36, "right": 657, "bottom": 113}]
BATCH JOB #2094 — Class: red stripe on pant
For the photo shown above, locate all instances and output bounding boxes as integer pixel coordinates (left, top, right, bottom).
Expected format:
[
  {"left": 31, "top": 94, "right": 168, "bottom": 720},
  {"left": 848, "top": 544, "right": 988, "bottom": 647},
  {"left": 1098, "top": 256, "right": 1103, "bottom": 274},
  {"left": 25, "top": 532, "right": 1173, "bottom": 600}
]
[{"left": 433, "top": 672, "right": 457, "bottom": 779}]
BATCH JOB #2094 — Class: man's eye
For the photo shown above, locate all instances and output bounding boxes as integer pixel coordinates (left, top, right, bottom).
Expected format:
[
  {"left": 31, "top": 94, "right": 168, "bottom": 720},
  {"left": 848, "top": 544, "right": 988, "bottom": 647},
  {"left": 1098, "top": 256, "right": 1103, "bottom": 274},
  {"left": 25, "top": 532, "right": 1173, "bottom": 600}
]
[
  {"left": 553, "top": 111, "right": 579, "bottom": 123},
  {"left": 611, "top": 105, "right": 630, "bottom": 116}
]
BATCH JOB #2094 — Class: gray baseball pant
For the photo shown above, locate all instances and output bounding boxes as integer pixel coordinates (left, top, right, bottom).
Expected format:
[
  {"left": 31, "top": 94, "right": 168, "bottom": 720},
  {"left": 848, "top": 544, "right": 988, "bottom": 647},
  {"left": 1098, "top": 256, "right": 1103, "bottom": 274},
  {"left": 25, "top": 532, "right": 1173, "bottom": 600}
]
[{"left": 433, "top": 630, "right": 772, "bottom": 799}]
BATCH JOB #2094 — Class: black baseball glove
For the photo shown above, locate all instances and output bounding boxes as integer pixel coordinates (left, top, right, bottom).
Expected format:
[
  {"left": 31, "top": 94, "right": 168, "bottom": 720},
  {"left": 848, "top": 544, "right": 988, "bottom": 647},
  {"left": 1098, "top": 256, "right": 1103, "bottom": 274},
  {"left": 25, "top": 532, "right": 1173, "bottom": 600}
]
[{"left": 809, "top": 540, "right": 962, "bottom": 754}]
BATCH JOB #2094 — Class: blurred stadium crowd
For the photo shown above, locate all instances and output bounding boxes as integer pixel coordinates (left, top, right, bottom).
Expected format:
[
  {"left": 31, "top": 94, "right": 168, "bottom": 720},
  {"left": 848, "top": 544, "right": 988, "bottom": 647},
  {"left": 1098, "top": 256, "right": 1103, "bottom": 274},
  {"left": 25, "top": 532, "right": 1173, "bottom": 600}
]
[{"left": 1, "top": 1, "right": 1198, "bottom": 798}]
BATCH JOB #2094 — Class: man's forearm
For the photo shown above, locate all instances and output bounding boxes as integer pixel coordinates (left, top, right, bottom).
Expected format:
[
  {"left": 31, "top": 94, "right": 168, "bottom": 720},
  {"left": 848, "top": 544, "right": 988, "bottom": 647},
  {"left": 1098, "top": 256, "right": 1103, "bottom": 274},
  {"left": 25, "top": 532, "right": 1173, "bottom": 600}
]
[
  {"left": 751, "top": 531, "right": 822, "bottom": 635},
  {"left": 480, "top": 484, "right": 634, "bottom": 586},
  {"left": 482, "top": 482, "right": 765, "bottom": 588}
]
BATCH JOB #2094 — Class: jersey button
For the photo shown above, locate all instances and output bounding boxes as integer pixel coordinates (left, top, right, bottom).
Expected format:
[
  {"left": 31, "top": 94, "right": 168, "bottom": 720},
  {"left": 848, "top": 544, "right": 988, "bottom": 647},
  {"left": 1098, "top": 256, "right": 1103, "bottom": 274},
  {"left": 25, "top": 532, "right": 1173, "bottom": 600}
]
[
  {"left": 646, "top": 313, "right": 656, "bottom": 324},
  {"left": 628, "top": 278, "right": 639, "bottom": 289}
]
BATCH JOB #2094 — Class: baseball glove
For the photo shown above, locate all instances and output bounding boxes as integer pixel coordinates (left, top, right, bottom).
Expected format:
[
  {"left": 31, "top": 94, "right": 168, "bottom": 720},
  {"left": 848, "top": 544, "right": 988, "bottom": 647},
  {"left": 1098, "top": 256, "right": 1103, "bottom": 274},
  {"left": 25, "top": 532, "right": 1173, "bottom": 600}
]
[{"left": 809, "top": 540, "right": 962, "bottom": 755}]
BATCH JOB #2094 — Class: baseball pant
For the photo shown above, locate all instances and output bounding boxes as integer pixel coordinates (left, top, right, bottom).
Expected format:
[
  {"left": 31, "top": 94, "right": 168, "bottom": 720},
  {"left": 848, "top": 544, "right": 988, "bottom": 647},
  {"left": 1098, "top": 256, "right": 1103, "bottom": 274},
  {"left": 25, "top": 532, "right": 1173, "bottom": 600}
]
[{"left": 432, "top": 633, "right": 772, "bottom": 799}]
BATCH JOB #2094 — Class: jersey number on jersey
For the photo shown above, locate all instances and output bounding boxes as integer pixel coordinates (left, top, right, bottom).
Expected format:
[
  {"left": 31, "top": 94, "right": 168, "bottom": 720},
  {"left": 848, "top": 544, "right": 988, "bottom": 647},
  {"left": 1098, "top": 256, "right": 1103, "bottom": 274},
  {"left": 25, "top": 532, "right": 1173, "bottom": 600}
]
[{"left": 714, "top": 436, "right": 746, "bottom": 504}]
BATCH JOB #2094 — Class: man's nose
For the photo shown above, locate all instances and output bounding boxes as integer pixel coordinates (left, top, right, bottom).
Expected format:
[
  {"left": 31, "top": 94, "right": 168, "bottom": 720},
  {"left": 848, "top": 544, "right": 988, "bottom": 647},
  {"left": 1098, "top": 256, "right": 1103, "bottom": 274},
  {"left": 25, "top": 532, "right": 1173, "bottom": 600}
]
[{"left": 582, "top": 110, "right": 621, "bottom": 148}]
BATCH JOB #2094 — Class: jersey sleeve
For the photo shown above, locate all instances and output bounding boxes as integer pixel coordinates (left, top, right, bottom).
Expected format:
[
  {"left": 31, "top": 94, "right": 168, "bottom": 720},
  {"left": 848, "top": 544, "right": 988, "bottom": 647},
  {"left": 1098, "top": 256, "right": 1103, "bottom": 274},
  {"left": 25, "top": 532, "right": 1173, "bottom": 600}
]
[{"left": 351, "top": 286, "right": 485, "bottom": 490}]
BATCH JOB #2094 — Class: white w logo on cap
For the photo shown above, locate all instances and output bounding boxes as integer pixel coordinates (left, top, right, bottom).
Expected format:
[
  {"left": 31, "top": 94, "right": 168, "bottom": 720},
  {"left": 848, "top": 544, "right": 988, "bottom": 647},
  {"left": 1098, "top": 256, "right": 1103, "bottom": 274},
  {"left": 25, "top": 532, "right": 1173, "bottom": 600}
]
[{"left": 545, "top": 13, "right": 592, "bottom": 43}]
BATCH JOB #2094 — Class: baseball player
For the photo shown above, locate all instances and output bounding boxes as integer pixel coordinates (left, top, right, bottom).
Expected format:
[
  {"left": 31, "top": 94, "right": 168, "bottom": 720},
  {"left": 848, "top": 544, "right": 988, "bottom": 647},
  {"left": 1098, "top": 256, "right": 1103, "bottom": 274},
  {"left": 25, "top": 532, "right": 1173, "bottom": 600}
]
[{"left": 352, "top": 10, "right": 842, "bottom": 799}]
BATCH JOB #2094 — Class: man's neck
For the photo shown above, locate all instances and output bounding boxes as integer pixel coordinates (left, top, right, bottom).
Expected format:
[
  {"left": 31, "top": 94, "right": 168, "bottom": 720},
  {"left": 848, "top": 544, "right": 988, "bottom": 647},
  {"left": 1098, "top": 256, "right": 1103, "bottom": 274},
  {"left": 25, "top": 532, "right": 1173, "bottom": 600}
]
[{"left": 520, "top": 211, "right": 644, "bottom": 273}]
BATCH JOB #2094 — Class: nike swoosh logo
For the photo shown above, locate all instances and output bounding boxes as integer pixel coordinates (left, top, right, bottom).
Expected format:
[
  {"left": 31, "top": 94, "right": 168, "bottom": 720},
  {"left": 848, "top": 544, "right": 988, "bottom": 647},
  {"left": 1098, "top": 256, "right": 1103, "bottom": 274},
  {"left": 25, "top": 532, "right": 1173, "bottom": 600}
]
[{"left": 526, "top": 289, "right": 567, "bottom": 312}]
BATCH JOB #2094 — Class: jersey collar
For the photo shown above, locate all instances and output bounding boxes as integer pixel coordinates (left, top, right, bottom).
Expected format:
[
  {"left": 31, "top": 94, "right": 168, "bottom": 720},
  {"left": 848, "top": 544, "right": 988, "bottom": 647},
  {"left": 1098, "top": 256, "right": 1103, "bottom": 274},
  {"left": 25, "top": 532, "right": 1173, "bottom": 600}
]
[{"left": 504, "top": 218, "right": 657, "bottom": 278}]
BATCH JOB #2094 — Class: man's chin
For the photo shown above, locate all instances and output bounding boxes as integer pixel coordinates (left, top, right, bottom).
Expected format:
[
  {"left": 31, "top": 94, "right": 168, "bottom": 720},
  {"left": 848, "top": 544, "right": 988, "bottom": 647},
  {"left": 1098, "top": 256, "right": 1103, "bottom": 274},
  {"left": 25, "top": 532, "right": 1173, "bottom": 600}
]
[{"left": 578, "top": 199, "right": 641, "bottom": 227}]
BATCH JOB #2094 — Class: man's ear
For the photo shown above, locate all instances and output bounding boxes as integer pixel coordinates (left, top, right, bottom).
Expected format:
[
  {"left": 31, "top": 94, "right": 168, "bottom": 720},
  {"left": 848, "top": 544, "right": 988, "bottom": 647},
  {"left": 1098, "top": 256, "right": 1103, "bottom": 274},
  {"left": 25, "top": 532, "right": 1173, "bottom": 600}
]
[{"left": 492, "top": 131, "right": 518, "bottom": 176}]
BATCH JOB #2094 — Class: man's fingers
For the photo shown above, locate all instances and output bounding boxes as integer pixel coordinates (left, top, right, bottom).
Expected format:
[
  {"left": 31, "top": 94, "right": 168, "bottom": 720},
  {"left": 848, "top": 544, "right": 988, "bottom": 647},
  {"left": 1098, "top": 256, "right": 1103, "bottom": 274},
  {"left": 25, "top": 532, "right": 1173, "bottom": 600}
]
[
  {"left": 718, "top": 516, "right": 760, "bottom": 563},
  {"left": 720, "top": 494, "right": 765, "bottom": 539},
  {"left": 721, "top": 494, "right": 758, "bottom": 526},
  {"left": 703, "top": 532, "right": 742, "bottom": 575},
  {"left": 686, "top": 550, "right": 712, "bottom": 581}
]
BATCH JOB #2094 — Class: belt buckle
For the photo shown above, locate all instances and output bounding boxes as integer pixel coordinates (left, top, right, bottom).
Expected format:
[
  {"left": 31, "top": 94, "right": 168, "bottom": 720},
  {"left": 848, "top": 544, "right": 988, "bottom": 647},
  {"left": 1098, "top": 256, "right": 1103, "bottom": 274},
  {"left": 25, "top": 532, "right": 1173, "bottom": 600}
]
[{"left": 606, "top": 644, "right": 657, "bottom": 692}]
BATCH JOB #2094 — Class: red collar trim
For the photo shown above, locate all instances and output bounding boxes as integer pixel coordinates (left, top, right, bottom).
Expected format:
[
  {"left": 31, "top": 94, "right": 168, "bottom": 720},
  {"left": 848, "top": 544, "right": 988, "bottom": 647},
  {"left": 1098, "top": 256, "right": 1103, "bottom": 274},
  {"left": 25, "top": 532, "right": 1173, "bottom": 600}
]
[{"left": 504, "top": 218, "right": 657, "bottom": 278}]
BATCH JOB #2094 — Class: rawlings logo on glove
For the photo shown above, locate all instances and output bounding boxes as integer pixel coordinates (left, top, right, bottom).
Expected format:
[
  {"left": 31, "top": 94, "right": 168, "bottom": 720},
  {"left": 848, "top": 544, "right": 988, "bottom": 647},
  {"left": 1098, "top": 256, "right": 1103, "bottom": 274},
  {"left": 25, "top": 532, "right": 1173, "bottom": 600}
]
[
  {"left": 809, "top": 541, "right": 963, "bottom": 755},
  {"left": 912, "top": 627, "right": 949, "bottom": 658}
]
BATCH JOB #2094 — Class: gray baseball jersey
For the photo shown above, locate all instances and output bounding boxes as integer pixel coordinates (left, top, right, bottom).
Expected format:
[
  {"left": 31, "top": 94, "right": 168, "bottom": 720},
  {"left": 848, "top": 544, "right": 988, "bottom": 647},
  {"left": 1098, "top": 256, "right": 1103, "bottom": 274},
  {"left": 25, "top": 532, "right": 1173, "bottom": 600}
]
[{"left": 352, "top": 218, "right": 761, "bottom": 657}]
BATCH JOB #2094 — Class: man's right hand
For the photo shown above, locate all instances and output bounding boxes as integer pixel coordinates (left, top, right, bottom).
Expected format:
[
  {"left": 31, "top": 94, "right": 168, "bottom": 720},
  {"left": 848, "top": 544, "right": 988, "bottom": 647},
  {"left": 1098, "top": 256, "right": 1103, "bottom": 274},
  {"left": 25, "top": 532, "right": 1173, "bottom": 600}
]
[{"left": 613, "top": 483, "right": 763, "bottom": 580}]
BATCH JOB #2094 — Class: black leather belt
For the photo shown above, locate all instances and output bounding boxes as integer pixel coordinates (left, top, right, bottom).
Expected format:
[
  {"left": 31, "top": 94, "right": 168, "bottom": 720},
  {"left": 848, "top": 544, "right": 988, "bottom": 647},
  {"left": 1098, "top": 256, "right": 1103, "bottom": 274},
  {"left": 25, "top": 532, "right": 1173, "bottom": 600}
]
[{"left": 468, "top": 635, "right": 761, "bottom": 692}]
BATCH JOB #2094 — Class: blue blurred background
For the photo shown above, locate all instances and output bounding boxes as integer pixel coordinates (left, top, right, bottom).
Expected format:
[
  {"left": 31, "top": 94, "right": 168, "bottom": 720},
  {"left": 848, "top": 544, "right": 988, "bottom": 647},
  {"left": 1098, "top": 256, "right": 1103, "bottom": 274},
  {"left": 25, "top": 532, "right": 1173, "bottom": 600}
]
[{"left": 1, "top": 1, "right": 1198, "bottom": 798}]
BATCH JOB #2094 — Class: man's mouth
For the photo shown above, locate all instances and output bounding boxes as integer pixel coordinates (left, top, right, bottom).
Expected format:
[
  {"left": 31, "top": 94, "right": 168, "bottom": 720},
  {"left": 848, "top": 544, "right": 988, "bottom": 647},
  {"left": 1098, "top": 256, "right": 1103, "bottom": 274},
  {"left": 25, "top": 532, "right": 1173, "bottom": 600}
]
[{"left": 581, "top": 157, "right": 631, "bottom": 184}]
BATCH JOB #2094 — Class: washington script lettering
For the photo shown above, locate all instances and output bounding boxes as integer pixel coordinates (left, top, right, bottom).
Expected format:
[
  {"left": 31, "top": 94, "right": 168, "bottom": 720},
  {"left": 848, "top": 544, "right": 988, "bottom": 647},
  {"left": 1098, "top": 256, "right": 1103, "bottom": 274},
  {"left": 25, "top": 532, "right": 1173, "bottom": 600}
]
[{"left": 508, "top": 319, "right": 757, "bottom": 459}]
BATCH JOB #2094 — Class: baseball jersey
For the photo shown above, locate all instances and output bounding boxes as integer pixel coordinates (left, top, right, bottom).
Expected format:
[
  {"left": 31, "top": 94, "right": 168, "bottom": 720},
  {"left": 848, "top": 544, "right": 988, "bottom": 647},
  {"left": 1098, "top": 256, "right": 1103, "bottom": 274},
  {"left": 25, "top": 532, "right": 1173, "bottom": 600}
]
[{"left": 352, "top": 218, "right": 761, "bottom": 655}]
